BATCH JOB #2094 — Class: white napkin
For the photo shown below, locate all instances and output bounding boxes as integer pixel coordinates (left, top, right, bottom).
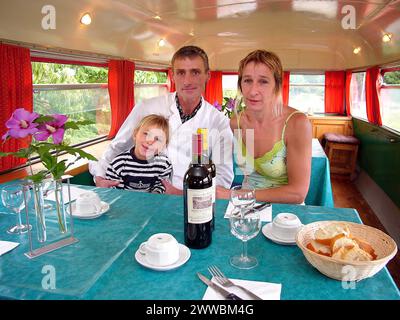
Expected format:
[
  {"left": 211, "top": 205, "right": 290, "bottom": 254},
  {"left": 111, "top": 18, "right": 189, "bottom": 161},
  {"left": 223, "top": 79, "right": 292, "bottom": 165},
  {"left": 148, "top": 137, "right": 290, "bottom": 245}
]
[
  {"left": 224, "top": 202, "right": 272, "bottom": 222},
  {"left": 202, "top": 277, "right": 281, "bottom": 300},
  {"left": 0, "top": 240, "right": 19, "bottom": 256},
  {"left": 46, "top": 186, "right": 90, "bottom": 204}
]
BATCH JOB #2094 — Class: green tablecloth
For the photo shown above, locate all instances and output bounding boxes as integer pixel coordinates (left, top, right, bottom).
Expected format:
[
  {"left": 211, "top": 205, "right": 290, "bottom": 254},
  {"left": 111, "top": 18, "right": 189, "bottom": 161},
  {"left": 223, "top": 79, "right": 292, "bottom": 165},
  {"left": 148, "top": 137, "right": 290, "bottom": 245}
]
[
  {"left": 233, "top": 139, "right": 334, "bottom": 207},
  {"left": 0, "top": 184, "right": 398, "bottom": 300}
]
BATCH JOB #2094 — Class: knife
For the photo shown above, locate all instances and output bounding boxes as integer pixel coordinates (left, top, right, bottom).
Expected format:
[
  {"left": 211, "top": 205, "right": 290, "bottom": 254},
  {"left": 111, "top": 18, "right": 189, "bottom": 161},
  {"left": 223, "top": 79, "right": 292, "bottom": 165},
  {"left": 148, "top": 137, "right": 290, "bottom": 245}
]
[{"left": 197, "top": 272, "right": 243, "bottom": 300}]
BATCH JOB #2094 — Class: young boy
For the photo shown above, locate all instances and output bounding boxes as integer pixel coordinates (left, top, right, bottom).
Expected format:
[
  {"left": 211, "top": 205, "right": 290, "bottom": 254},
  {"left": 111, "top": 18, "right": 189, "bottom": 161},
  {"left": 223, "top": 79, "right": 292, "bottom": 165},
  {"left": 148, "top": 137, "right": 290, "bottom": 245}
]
[{"left": 106, "top": 115, "right": 172, "bottom": 193}]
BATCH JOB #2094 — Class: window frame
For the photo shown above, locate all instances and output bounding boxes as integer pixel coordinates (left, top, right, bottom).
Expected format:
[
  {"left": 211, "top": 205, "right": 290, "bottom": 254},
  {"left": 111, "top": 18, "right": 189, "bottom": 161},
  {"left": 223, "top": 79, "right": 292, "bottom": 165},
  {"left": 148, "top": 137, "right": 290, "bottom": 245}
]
[
  {"left": 288, "top": 73, "right": 325, "bottom": 114},
  {"left": 31, "top": 58, "right": 111, "bottom": 153},
  {"left": 379, "top": 67, "right": 400, "bottom": 134}
]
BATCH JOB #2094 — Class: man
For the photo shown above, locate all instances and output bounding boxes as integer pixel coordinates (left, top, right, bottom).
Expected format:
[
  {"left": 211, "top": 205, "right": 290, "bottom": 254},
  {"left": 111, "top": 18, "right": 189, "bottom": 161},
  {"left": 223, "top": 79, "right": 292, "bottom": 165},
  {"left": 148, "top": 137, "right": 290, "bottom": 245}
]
[{"left": 89, "top": 46, "right": 234, "bottom": 193}]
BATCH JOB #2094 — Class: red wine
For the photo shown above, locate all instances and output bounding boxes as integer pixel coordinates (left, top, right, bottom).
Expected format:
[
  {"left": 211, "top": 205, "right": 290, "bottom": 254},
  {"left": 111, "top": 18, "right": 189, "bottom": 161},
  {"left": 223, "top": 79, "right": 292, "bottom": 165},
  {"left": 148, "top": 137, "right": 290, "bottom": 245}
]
[
  {"left": 184, "top": 133, "right": 213, "bottom": 249},
  {"left": 197, "top": 128, "right": 216, "bottom": 231}
]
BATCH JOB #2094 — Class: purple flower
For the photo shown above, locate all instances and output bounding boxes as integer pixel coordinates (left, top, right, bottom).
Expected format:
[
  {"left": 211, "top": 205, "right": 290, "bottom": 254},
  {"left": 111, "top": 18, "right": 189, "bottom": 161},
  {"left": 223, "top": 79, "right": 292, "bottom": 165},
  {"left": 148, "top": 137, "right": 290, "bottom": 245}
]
[
  {"left": 213, "top": 101, "right": 222, "bottom": 111},
  {"left": 2, "top": 108, "right": 39, "bottom": 140},
  {"left": 226, "top": 98, "right": 235, "bottom": 111},
  {"left": 35, "top": 114, "right": 68, "bottom": 144}
]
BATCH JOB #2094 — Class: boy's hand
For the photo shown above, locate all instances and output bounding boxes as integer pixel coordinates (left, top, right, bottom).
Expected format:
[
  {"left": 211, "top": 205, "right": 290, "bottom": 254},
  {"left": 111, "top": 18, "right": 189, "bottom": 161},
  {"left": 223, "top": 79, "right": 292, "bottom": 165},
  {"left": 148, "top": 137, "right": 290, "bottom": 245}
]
[
  {"left": 95, "top": 176, "right": 120, "bottom": 188},
  {"left": 161, "top": 179, "right": 183, "bottom": 195}
]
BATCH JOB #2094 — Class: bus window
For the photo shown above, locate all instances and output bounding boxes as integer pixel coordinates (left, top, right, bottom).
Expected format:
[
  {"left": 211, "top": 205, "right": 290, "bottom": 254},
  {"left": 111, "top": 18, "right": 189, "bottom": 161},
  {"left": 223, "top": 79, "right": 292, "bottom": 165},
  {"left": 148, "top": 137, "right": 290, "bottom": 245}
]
[
  {"left": 134, "top": 70, "right": 168, "bottom": 104},
  {"left": 32, "top": 62, "right": 110, "bottom": 146},
  {"left": 289, "top": 74, "right": 325, "bottom": 114},
  {"left": 381, "top": 70, "right": 400, "bottom": 133},
  {"left": 350, "top": 72, "right": 368, "bottom": 121}
]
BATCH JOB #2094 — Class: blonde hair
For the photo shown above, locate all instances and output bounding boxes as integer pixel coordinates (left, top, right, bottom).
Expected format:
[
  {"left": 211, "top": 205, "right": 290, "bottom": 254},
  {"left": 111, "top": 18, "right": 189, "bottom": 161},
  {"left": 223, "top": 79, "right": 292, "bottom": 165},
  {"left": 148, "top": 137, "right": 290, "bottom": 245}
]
[
  {"left": 133, "top": 114, "right": 170, "bottom": 145},
  {"left": 238, "top": 50, "right": 284, "bottom": 117}
]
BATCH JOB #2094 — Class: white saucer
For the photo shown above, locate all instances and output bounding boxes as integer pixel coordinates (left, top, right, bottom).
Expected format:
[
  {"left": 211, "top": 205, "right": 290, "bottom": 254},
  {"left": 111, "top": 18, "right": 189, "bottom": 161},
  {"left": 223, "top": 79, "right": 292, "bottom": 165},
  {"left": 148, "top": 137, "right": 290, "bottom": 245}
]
[
  {"left": 134, "top": 243, "right": 191, "bottom": 271},
  {"left": 66, "top": 201, "right": 110, "bottom": 219},
  {"left": 262, "top": 223, "right": 297, "bottom": 245}
]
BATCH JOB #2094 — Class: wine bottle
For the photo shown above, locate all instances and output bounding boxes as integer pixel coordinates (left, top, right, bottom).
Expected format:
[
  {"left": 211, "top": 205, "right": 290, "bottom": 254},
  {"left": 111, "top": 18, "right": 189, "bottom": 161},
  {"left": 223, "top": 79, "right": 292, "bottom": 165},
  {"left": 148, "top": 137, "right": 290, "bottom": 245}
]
[
  {"left": 197, "top": 128, "right": 216, "bottom": 231},
  {"left": 183, "top": 133, "right": 213, "bottom": 249}
]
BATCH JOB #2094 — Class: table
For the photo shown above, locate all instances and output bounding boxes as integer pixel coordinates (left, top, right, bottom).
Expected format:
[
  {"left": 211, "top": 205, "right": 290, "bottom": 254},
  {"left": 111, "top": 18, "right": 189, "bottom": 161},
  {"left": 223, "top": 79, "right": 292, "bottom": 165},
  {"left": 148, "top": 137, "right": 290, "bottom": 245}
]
[
  {"left": 0, "top": 185, "right": 398, "bottom": 300},
  {"left": 232, "top": 139, "right": 334, "bottom": 207}
]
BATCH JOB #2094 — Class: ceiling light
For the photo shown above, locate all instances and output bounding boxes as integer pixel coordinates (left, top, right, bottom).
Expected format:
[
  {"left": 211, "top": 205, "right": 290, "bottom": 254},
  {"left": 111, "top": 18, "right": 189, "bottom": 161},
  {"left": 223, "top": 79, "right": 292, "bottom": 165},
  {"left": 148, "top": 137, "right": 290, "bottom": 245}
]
[
  {"left": 154, "top": 15, "right": 161, "bottom": 20},
  {"left": 158, "top": 39, "right": 166, "bottom": 47},
  {"left": 353, "top": 47, "right": 361, "bottom": 54},
  {"left": 80, "top": 13, "right": 92, "bottom": 25},
  {"left": 382, "top": 33, "right": 392, "bottom": 43}
]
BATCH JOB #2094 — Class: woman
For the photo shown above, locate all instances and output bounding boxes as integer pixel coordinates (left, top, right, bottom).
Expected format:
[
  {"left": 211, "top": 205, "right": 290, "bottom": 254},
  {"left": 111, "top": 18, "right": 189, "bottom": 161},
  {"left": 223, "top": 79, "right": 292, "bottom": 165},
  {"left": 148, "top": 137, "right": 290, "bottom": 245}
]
[{"left": 217, "top": 50, "right": 312, "bottom": 203}]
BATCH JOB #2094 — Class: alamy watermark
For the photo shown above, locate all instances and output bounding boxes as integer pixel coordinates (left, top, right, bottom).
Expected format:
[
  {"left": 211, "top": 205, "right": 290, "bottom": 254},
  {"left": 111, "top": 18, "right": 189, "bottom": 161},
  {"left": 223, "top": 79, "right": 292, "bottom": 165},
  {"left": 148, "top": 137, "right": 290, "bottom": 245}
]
[
  {"left": 341, "top": 5, "right": 356, "bottom": 29},
  {"left": 341, "top": 265, "right": 357, "bottom": 289},
  {"left": 41, "top": 264, "right": 56, "bottom": 290},
  {"left": 41, "top": 5, "right": 56, "bottom": 30}
]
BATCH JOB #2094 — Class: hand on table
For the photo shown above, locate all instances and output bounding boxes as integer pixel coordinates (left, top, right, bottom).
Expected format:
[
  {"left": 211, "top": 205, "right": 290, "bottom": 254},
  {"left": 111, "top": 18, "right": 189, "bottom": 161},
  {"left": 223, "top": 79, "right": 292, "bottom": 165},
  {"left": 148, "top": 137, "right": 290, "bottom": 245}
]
[
  {"left": 95, "top": 176, "right": 120, "bottom": 188},
  {"left": 161, "top": 179, "right": 183, "bottom": 195},
  {"left": 216, "top": 186, "right": 230, "bottom": 199}
]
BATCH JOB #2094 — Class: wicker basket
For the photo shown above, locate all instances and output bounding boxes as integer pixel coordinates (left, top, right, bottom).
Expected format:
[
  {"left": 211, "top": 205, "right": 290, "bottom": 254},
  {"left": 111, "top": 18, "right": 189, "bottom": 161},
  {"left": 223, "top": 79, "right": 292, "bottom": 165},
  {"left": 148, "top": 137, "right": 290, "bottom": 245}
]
[{"left": 296, "top": 221, "right": 397, "bottom": 281}]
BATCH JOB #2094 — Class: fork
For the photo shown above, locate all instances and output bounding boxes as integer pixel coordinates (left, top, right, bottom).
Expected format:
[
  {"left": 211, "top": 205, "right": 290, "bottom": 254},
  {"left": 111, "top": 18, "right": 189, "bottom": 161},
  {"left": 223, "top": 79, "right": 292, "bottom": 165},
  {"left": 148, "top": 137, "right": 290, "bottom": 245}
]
[{"left": 208, "top": 265, "right": 263, "bottom": 300}]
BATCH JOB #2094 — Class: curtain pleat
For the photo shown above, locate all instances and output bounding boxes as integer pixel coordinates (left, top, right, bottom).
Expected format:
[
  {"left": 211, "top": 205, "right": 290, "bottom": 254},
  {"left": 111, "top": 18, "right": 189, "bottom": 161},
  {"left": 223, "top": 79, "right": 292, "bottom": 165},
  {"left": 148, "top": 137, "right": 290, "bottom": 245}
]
[
  {"left": 282, "top": 71, "right": 290, "bottom": 106},
  {"left": 107, "top": 60, "right": 135, "bottom": 139},
  {"left": 365, "top": 67, "right": 382, "bottom": 126},
  {"left": 204, "top": 71, "right": 223, "bottom": 105},
  {"left": 324, "top": 71, "right": 345, "bottom": 114},
  {"left": 0, "top": 44, "right": 33, "bottom": 172}
]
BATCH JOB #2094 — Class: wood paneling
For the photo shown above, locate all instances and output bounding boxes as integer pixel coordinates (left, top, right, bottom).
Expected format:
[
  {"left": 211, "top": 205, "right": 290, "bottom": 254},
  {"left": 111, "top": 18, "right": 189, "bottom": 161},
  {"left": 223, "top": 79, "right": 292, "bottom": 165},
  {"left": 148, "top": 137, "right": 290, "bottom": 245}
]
[{"left": 308, "top": 115, "right": 353, "bottom": 142}]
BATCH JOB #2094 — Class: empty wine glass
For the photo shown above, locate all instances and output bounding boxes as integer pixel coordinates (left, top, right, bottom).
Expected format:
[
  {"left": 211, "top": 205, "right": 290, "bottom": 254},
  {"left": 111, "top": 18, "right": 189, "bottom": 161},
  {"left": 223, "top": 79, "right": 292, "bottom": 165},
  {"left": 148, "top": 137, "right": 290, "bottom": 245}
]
[
  {"left": 1, "top": 183, "right": 32, "bottom": 234},
  {"left": 229, "top": 185, "right": 261, "bottom": 269}
]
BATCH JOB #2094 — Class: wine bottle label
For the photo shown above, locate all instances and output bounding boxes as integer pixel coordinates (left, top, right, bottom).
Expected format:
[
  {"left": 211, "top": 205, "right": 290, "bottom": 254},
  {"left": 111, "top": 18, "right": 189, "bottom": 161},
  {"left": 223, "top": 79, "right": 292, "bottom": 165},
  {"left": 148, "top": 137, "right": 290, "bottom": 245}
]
[
  {"left": 187, "top": 187, "right": 213, "bottom": 224},
  {"left": 212, "top": 177, "right": 216, "bottom": 203}
]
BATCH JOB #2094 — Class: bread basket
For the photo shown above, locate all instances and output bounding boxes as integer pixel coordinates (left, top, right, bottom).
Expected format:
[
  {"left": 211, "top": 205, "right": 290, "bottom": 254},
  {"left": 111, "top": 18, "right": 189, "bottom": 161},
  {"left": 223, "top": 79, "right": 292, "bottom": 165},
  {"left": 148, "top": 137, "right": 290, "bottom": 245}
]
[{"left": 296, "top": 221, "right": 397, "bottom": 281}]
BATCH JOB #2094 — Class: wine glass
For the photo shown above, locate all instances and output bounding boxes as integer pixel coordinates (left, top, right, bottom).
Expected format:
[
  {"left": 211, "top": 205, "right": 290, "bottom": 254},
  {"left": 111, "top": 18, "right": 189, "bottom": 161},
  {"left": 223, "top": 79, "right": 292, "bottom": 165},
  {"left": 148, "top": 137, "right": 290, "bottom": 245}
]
[
  {"left": 1, "top": 183, "right": 32, "bottom": 234},
  {"left": 229, "top": 185, "right": 261, "bottom": 269}
]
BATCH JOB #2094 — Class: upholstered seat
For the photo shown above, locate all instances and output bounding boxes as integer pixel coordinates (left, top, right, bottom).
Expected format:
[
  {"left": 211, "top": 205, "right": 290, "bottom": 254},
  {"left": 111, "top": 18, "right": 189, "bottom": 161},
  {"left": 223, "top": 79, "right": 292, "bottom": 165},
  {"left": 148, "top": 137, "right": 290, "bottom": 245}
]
[{"left": 324, "top": 133, "right": 360, "bottom": 145}]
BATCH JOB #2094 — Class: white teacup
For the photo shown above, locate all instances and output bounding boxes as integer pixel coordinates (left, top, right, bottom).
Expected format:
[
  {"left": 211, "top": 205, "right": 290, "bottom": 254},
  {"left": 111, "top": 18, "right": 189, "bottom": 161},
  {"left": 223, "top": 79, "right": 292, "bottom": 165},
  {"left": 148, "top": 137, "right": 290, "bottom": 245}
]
[
  {"left": 76, "top": 191, "right": 102, "bottom": 215},
  {"left": 139, "top": 233, "right": 180, "bottom": 266},
  {"left": 271, "top": 213, "right": 302, "bottom": 241}
]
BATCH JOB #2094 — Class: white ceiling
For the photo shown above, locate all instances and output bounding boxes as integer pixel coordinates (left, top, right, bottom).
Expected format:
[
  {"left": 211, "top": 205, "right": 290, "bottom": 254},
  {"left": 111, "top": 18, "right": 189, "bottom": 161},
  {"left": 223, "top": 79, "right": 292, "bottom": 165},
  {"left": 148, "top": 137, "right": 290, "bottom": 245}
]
[{"left": 0, "top": 0, "right": 399, "bottom": 70}]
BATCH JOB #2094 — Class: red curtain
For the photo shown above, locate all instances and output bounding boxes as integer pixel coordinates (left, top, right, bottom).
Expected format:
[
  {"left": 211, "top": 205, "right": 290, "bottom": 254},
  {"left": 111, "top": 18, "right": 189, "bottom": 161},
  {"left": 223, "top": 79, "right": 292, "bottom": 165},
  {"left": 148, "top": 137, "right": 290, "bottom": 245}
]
[
  {"left": 365, "top": 67, "right": 382, "bottom": 126},
  {"left": 282, "top": 71, "right": 290, "bottom": 106},
  {"left": 107, "top": 60, "right": 135, "bottom": 139},
  {"left": 324, "top": 71, "right": 345, "bottom": 114},
  {"left": 0, "top": 44, "right": 33, "bottom": 173},
  {"left": 167, "top": 68, "right": 175, "bottom": 92},
  {"left": 345, "top": 71, "right": 353, "bottom": 115},
  {"left": 204, "top": 71, "right": 222, "bottom": 105}
]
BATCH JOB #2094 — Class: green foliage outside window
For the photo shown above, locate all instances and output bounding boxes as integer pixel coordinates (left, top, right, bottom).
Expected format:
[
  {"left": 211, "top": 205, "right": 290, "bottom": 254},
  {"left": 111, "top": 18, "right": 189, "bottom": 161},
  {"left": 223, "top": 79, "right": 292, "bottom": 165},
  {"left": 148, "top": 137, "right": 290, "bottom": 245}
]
[
  {"left": 134, "top": 70, "right": 167, "bottom": 84},
  {"left": 32, "top": 62, "right": 110, "bottom": 146},
  {"left": 383, "top": 71, "right": 400, "bottom": 85}
]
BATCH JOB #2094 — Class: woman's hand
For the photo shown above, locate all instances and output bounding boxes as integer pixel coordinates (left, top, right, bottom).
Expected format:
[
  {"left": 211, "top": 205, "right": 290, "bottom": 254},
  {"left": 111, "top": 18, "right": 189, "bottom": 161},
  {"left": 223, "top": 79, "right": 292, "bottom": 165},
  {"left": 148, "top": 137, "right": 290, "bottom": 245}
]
[
  {"left": 161, "top": 179, "right": 183, "bottom": 195},
  {"left": 216, "top": 186, "right": 230, "bottom": 199}
]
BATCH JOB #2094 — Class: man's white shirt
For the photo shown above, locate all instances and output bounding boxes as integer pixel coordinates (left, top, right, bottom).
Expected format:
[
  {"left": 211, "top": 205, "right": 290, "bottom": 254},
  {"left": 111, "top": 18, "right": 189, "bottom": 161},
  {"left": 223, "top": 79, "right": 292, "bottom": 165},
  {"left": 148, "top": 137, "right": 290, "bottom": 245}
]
[{"left": 89, "top": 92, "right": 234, "bottom": 189}]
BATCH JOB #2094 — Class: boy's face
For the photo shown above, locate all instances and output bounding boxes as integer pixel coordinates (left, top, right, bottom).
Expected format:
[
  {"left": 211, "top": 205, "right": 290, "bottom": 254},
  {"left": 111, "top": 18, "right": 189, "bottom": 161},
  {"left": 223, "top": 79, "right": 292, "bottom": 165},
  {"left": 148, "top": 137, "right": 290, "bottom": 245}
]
[{"left": 134, "top": 124, "right": 167, "bottom": 160}]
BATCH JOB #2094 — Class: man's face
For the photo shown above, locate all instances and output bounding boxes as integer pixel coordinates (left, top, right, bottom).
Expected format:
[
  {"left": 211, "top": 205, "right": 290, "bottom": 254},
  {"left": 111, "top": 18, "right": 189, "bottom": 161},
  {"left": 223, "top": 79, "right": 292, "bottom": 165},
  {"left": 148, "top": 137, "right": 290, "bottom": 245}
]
[{"left": 172, "top": 56, "right": 210, "bottom": 104}]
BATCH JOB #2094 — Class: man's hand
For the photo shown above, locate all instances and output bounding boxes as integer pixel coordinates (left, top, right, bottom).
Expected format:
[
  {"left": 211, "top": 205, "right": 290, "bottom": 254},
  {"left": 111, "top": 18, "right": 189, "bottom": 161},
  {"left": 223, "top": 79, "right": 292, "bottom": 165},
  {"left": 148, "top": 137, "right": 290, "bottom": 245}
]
[
  {"left": 161, "top": 179, "right": 183, "bottom": 195},
  {"left": 95, "top": 176, "right": 120, "bottom": 188}
]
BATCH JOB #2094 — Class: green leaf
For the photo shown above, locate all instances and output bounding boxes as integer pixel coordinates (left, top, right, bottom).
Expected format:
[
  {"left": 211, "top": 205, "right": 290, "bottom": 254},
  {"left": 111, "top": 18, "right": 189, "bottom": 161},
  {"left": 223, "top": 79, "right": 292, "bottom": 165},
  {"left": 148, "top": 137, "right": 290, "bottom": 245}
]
[
  {"left": 52, "top": 161, "right": 67, "bottom": 180},
  {"left": 27, "top": 170, "right": 49, "bottom": 183},
  {"left": 64, "top": 120, "right": 94, "bottom": 130},
  {"left": 64, "top": 121, "right": 79, "bottom": 130},
  {"left": 38, "top": 150, "right": 56, "bottom": 170},
  {"left": 34, "top": 115, "right": 55, "bottom": 124}
]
